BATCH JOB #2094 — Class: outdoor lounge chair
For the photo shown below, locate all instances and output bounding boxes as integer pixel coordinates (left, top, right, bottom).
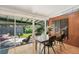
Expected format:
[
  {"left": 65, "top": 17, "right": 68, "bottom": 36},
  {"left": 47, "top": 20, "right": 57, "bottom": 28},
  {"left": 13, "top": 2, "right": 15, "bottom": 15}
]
[{"left": 21, "top": 35, "right": 32, "bottom": 44}]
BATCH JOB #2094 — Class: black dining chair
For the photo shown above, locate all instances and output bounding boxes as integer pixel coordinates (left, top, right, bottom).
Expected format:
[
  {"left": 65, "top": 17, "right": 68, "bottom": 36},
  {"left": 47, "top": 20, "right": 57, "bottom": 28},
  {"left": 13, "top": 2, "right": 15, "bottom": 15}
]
[
  {"left": 56, "top": 32, "right": 66, "bottom": 49},
  {"left": 41, "top": 36, "right": 56, "bottom": 54}
]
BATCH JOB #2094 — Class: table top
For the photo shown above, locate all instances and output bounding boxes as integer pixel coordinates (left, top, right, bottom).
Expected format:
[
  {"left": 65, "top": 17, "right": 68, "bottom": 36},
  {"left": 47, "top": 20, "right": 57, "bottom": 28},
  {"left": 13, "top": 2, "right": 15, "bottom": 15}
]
[
  {"left": 35, "top": 35, "right": 49, "bottom": 43},
  {"left": 36, "top": 39, "right": 49, "bottom": 43}
]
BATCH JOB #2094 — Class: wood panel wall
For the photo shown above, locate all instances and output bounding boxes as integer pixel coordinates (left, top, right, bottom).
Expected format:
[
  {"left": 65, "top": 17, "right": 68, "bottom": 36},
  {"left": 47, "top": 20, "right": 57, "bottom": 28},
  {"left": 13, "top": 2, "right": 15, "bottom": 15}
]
[
  {"left": 67, "top": 12, "right": 79, "bottom": 47},
  {"left": 48, "top": 12, "right": 79, "bottom": 47}
]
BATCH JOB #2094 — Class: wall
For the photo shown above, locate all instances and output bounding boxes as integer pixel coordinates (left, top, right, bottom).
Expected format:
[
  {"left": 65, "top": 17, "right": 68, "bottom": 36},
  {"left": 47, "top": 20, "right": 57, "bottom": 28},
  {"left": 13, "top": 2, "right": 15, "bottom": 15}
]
[
  {"left": 48, "top": 12, "right": 79, "bottom": 47},
  {"left": 67, "top": 12, "right": 79, "bottom": 47}
]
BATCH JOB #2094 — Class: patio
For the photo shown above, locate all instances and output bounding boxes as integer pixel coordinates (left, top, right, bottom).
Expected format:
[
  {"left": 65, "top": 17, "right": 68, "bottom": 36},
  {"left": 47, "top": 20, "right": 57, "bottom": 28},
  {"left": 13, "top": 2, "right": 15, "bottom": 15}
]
[
  {"left": 0, "top": 5, "right": 79, "bottom": 54},
  {"left": 8, "top": 43, "right": 79, "bottom": 54}
]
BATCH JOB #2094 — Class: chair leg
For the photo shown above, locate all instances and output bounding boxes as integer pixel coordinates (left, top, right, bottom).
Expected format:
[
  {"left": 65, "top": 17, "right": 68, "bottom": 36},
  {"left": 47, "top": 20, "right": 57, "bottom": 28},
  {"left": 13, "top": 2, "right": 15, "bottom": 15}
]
[
  {"left": 53, "top": 41, "right": 56, "bottom": 45},
  {"left": 56, "top": 41, "right": 59, "bottom": 45},
  {"left": 62, "top": 42, "right": 65, "bottom": 48},
  {"left": 39, "top": 43, "right": 41, "bottom": 53},
  {"left": 60, "top": 42, "right": 65, "bottom": 49},
  {"left": 41, "top": 46, "right": 44, "bottom": 54},
  {"left": 51, "top": 46, "right": 56, "bottom": 54},
  {"left": 44, "top": 45, "right": 46, "bottom": 54},
  {"left": 48, "top": 46, "right": 49, "bottom": 54},
  {"left": 59, "top": 42, "right": 65, "bottom": 51}
]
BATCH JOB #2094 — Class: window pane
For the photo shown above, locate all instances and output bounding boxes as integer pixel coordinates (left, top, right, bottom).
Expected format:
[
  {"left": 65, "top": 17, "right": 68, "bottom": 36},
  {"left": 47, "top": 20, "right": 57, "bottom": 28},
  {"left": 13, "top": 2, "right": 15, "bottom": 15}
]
[
  {"left": 0, "top": 15, "right": 14, "bottom": 54},
  {"left": 35, "top": 20, "right": 44, "bottom": 36}
]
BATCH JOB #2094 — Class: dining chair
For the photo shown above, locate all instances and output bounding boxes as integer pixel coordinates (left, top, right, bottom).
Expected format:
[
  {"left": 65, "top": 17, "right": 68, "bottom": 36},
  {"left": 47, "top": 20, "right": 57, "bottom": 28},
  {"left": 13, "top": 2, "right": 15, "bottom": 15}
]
[
  {"left": 56, "top": 32, "right": 66, "bottom": 49},
  {"left": 41, "top": 36, "right": 56, "bottom": 54}
]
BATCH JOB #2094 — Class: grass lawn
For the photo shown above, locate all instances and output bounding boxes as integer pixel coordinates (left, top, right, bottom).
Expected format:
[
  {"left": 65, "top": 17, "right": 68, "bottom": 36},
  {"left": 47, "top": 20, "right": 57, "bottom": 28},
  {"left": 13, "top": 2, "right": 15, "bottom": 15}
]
[{"left": 20, "top": 33, "right": 32, "bottom": 38}]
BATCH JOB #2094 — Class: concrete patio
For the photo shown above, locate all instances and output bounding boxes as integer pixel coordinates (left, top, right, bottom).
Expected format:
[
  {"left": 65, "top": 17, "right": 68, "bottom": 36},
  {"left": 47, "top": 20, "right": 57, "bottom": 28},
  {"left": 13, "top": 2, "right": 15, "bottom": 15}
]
[{"left": 8, "top": 43, "right": 79, "bottom": 54}]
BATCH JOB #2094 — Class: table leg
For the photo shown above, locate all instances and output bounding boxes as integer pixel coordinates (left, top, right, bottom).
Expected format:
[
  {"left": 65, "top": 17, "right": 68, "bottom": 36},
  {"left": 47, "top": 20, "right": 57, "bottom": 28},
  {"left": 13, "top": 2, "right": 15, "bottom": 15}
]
[
  {"left": 44, "top": 43, "right": 45, "bottom": 54},
  {"left": 39, "top": 43, "right": 41, "bottom": 53},
  {"left": 48, "top": 46, "right": 49, "bottom": 54},
  {"left": 35, "top": 40, "right": 37, "bottom": 53}
]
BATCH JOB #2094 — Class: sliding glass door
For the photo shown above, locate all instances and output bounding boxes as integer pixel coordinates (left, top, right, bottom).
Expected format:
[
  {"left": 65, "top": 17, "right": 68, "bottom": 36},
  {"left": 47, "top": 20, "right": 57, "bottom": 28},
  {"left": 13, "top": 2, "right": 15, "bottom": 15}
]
[
  {"left": 35, "top": 20, "right": 45, "bottom": 36},
  {"left": 51, "top": 19, "right": 68, "bottom": 38},
  {"left": 0, "top": 15, "right": 15, "bottom": 54},
  {"left": 0, "top": 14, "right": 47, "bottom": 54},
  {"left": 0, "top": 15, "right": 34, "bottom": 54}
]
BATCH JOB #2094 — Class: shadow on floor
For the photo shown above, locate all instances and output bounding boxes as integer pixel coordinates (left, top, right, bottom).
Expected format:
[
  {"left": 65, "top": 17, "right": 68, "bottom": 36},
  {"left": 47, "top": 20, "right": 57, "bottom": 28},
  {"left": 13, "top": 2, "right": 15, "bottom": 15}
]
[{"left": 0, "top": 48, "right": 9, "bottom": 54}]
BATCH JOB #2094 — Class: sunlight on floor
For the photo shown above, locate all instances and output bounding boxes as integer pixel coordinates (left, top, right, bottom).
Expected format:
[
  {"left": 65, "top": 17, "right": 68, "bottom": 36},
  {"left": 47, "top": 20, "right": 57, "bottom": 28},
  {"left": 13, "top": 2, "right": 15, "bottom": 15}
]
[{"left": 8, "top": 43, "right": 79, "bottom": 54}]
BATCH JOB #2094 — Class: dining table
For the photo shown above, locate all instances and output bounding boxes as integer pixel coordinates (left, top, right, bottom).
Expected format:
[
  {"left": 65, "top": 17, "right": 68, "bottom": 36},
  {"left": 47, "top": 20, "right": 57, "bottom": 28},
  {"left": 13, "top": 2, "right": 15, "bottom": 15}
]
[{"left": 35, "top": 35, "right": 49, "bottom": 54}]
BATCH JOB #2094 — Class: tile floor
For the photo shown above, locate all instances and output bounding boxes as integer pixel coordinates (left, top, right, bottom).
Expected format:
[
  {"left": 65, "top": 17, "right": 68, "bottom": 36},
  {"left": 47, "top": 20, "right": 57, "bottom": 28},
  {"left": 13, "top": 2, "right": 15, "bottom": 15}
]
[{"left": 8, "top": 43, "right": 79, "bottom": 54}]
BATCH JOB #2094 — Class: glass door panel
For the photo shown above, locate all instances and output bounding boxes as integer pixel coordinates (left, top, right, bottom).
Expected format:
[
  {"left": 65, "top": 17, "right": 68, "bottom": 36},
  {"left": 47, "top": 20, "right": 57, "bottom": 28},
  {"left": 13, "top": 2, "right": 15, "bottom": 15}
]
[
  {"left": 35, "top": 20, "right": 45, "bottom": 36},
  {"left": 51, "top": 19, "right": 68, "bottom": 38},
  {"left": 0, "top": 15, "right": 15, "bottom": 54},
  {"left": 15, "top": 17, "right": 33, "bottom": 44}
]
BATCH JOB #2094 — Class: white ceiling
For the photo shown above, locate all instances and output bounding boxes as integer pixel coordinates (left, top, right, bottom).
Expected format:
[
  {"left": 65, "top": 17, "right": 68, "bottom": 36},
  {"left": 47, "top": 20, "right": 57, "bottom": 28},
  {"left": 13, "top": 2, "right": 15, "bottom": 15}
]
[{"left": 0, "top": 5, "right": 79, "bottom": 20}]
